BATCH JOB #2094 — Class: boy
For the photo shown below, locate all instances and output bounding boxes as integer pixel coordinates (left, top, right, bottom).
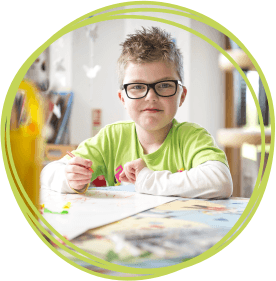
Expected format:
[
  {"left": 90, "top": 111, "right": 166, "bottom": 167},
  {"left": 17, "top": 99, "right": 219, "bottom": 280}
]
[{"left": 41, "top": 27, "right": 232, "bottom": 199}]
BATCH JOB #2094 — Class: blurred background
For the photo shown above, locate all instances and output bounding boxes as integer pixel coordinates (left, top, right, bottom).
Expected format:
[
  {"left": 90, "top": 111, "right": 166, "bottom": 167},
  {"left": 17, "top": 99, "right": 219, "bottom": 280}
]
[{"left": 14, "top": 6, "right": 271, "bottom": 198}]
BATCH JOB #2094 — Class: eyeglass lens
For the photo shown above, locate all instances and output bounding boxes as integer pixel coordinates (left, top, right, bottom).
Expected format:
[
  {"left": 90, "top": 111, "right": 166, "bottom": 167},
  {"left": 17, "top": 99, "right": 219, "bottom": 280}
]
[{"left": 127, "top": 81, "right": 176, "bottom": 98}]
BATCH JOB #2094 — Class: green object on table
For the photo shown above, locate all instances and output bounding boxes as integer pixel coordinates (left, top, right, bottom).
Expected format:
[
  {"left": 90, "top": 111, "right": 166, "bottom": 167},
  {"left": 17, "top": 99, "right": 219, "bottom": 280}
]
[{"left": 44, "top": 208, "right": 68, "bottom": 214}]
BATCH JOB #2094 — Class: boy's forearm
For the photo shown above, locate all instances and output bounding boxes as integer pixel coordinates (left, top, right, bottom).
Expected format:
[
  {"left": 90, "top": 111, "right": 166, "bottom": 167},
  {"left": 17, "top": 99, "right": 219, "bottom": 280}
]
[
  {"left": 135, "top": 161, "right": 233, "bottom": 199},
  {"left": 40, "top": 158, "right": 87, "bottom": 194}
]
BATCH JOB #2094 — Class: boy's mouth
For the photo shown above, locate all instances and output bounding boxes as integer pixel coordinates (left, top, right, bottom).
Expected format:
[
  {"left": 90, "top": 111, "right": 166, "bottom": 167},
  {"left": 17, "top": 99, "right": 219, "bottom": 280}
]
[{"left": 143, "top": 108, "right": 162, "bottom": 112}]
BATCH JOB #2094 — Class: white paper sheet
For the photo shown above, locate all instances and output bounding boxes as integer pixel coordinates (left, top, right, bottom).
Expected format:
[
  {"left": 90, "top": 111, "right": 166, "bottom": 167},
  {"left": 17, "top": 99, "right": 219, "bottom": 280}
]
[{"left": 40, "top": 188, "right": 177, "bottom": 240}]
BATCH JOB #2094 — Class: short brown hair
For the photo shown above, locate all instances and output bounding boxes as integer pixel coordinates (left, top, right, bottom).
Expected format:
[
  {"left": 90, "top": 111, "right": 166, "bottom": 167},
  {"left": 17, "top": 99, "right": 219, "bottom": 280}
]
[{"left": 117, "top": 26, "right": 184, "bottom": 87}]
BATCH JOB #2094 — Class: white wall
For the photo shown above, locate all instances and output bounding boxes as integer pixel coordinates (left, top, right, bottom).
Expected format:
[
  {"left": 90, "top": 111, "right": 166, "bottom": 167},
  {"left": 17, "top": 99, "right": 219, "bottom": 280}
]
[
  {"left": 92, "top": 19, "right": 126, "bottom": 128},
  {"left": 70, "top": 27, "right": 92, "bottom": 144},
  {"left": 188, "top": 20, "right": 225, "bottom": 144},
  {"left": 69, "top": 18, "right": 126, "bottom": 144},
  {"left": 49, "top": 33, "right": 72, "bottom": 91}
]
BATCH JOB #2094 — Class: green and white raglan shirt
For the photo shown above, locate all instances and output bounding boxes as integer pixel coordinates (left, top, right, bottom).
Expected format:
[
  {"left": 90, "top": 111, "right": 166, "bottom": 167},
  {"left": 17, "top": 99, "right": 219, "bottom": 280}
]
[{"left": 40, "top": 119, "right": 233, "bottom": 199}]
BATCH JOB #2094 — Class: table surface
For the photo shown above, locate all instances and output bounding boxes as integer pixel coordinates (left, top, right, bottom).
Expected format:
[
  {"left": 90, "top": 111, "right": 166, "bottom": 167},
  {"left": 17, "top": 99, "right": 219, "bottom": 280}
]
[{"left": 44, "top": 185, "right": 248, "bottom": 277}]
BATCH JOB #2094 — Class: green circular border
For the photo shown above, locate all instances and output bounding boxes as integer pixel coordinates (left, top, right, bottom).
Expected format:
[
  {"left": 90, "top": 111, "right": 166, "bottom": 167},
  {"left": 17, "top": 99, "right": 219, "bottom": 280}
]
[
  {"left": 1, "top": 1, "right": 274, "bottom": 280},
  {"left": 1, "top": 1, "right": 274, "bottom": 278}
]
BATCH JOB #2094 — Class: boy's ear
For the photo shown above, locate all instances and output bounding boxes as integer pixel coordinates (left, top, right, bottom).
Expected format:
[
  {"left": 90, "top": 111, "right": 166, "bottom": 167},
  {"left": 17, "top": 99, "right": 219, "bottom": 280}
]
[
  {"left": 118, "top": 90, "right": 126, "bottom": 107},
  {"left": 179, "top": 86, "right": 187, "bottom": 107}
]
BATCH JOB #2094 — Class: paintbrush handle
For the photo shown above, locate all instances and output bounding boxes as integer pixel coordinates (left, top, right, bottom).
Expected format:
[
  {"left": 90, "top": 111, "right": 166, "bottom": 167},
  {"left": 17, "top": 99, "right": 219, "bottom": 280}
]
[{"left": 66, "top": 151, "right": 94, "bottom": 173}]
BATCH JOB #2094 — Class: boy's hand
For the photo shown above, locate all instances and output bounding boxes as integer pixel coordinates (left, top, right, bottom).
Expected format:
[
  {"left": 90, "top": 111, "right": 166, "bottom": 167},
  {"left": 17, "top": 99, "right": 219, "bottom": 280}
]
[
  {"left": 119, "top": 158, "right": 147, "bottom": 184},
  {"left": 65, "top": 157, "right": 93, "bottom": 190}
]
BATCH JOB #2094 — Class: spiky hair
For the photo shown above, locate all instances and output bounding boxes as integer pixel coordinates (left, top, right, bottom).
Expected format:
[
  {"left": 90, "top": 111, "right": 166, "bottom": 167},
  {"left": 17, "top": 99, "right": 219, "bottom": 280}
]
[{"left": 117, "top": 26, "right": 184, "bottom": 86}]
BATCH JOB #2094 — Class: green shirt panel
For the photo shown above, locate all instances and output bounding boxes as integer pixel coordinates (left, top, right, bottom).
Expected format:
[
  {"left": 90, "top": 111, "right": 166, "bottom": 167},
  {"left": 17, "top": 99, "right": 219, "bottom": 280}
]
[{"left": 67, "top": 119, "right": 228, "bottom": 186}]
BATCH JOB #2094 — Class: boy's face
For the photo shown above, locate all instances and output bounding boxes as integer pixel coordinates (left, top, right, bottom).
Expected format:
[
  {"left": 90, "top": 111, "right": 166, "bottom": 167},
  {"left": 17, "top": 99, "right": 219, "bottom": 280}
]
[{"left": 118, "top": 61, "right": 187, "bottom": 133}]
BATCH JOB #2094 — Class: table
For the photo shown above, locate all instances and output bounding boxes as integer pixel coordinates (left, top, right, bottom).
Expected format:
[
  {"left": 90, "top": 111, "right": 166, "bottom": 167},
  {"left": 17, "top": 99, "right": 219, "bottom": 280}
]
[{"left": 42, "top": 185, "right": 248, "bottom": 277}]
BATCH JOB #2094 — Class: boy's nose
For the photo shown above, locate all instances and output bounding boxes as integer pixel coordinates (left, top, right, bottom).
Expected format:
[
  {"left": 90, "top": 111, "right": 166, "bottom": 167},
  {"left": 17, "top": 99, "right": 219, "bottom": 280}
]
[{"left": 145, "top": 87, "right": 158, "bottom": 101}]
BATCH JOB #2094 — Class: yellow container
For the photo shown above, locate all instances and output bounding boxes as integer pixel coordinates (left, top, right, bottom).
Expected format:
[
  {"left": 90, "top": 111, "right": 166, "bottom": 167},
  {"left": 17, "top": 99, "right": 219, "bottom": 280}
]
[{"left": 10, "top": 80, "right": 44, "bottom": 216}]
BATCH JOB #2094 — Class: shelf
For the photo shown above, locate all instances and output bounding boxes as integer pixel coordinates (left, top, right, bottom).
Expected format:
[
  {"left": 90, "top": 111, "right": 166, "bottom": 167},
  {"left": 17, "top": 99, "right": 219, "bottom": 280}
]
[
  {"left": 44, "top": 144, "right": 78, "bottom": 162},
  {"left": 217, "top": 128, "right": 271, "bottom": 147},
  {"left": 219, "top": 49, "right": 256, "bottom": 71}
]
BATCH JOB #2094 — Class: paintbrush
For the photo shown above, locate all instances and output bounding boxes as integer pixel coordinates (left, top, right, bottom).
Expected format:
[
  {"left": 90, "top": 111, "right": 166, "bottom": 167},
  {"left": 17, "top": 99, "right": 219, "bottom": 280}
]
[{"left": 66, "top": 151, "right": 94, "bottom": 173}]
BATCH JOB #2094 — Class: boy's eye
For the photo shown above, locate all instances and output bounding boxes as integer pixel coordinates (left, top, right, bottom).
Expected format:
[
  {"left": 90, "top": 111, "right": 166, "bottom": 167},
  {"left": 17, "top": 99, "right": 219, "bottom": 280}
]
[
  {"left": 129, "top": 84, "right": 146, "bottom": 91},
  {"left": 157, "top": 82, "right": 174, "bottom": 89}
]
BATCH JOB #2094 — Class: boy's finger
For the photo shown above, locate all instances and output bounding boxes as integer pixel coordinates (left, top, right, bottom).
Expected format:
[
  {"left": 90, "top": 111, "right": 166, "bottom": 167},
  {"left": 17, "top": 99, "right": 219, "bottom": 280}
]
[
  {"left": 124, "top": 170, "right": 136, "bottom": 182},
  {"left": 69, "top": 157, "right": 92, "bottom": 168},
  {"left": 119, "top": 174, "right": 131, "bottom": 183},
  {"left": 66, "top": 164, "right": 92, "bottom": 176},
  {"left": 69, "top": 180, "right": 90, "bottom": 189},
  {"left": 67, "top": 173, "right": 92, "bottom": 181},
  {"left": 68, "top": 162, "right": 93, "bottom": 173},
  {"left": 119, "top": 171, "right": 125, "bottom": 180}
]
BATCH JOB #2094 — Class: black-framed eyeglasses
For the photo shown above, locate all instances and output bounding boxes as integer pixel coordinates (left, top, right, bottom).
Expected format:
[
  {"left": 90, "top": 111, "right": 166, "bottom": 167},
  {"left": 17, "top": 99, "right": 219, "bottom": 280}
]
[{"left": 122, "top": 80, "right": 183, "bottom": 99}]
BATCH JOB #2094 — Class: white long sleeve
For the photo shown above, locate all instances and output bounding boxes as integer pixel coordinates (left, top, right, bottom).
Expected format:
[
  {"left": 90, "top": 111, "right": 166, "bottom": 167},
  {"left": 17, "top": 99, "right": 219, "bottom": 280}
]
[
  {"left": 40, "top": 158, "right": 80, "bottom": 193},
  {"left": 135, "top": 161, "right": 233, "bottom": 199}
]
